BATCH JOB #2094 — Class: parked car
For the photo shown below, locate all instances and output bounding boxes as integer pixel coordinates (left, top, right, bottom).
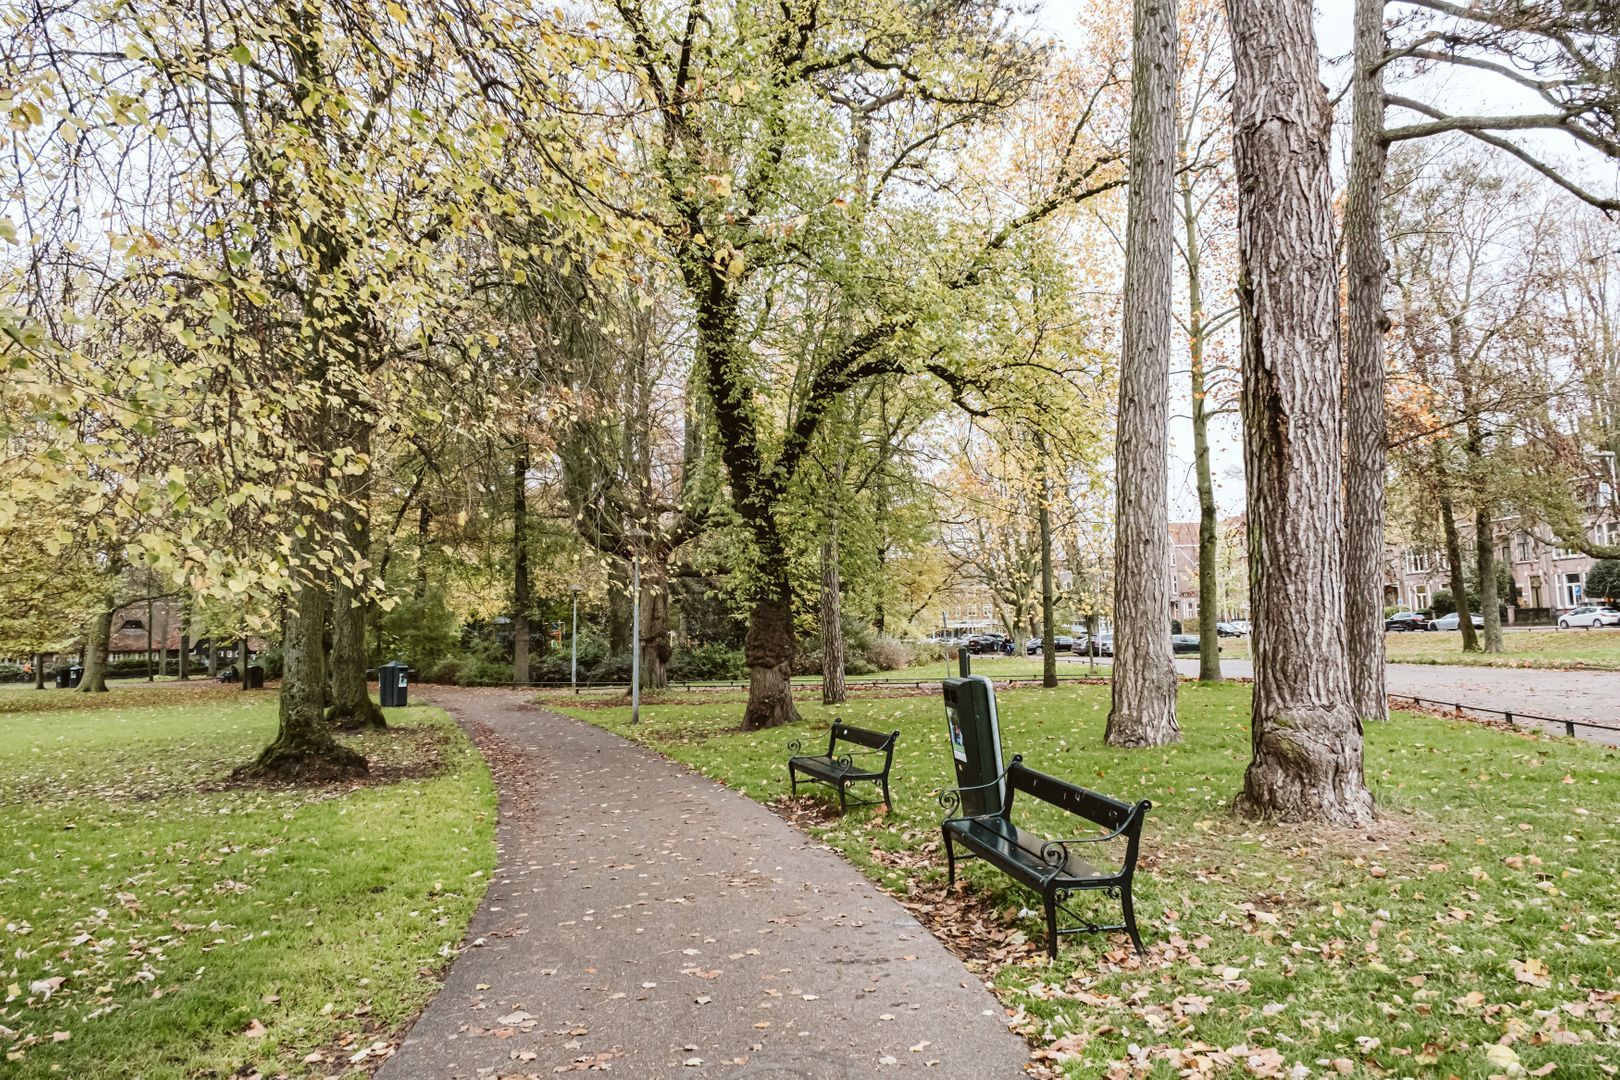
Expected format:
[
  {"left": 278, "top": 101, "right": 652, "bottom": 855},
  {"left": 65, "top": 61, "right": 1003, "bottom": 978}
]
[
  {"left": 1170, "top": 634, "right": 1203, "bottom": 655},
  {"left": 1025, "top": 635, "right": 1075, "bottom": 655},
  {"left": 1215, "top": 621, "right": 1246, "bottom": 637},
  {"left": 1385, "top": 611, "right": 1429, "bottom": 632},
  {"left": 1429, "top": 611, "right": 1484, "bottom": 631},
  {"left": 1558, "top": 605, "right": 1620, "bottom": 629},
  {"left": 968, "top": 633, "right": 1015, "bottom": 654},
  {"left": 1076, "top": 633, "right": 1114, "bottom": 657}
]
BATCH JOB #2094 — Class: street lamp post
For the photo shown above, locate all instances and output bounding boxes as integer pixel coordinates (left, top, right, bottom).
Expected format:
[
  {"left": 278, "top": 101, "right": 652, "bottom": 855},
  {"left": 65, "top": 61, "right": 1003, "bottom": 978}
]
[
  {"left": 626, "top": 527, "right": 649, "bottom": 724},
  {"left": 570, "top": 584, "right": 582, "bottom": 694}
]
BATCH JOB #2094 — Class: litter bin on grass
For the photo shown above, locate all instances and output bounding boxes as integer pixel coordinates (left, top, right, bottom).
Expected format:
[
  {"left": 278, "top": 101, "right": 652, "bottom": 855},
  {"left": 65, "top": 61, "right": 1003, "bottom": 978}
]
[
  {"left": 68, "top": 665, "right": 83, "bottom": 688},
  {"left": 379, "top": 660, "right": 410, "bottom": 708},
  {"left": 55, "top": 668, "right": 70, "bottom": 689},
  {"left": 245, "top": 665, "right": 264, "bottom": 689}
]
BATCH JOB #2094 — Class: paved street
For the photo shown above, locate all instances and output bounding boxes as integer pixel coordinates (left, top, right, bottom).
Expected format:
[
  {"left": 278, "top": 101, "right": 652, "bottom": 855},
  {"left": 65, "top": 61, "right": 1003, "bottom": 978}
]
[
  {"left": 1169, "top": 658, "right": 1619, "bottom": 746},
  {"left": 381, "top": 688, "right": 1029, "bottom": 1079}
]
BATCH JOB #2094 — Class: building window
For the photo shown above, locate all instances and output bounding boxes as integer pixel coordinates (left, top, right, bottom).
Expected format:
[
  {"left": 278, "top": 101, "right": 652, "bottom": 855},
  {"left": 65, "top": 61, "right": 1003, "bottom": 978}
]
[
  {"left": 120, "top": 619, "right": 145, "bottom": 631},
  {"left": 1515, "top": 533, "right": 1531, "bottom": 561},
  {"left": 1403, "top": 550, "right": 1430, "bottom": 575},
  {"left": 1529, "top": 576, "right": 1543, "bottom": 608},
  {"left": 1411, "top": 585, "right": 1430, "bottom": 612},
  {"left": 1560, "top": 572, "right": 1585, "bottom": 608}
]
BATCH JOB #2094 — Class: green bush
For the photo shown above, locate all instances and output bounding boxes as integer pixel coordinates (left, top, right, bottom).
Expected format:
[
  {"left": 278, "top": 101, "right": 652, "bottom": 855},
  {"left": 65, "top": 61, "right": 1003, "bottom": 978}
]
[
  {"left": 257, "top": 647, "right": 283, "bottom": 680},
  {"left": 0, "top": 662, "right": 26, "bottom": 683},
  {"left": 668, "top": 643, "right": 747, "bottom": 681},
  {"left": 861, "top": 636, "right": 915, "bottom": 672},
  {"left": 381, "top": 588, "right": 464, "bottom": 672}
]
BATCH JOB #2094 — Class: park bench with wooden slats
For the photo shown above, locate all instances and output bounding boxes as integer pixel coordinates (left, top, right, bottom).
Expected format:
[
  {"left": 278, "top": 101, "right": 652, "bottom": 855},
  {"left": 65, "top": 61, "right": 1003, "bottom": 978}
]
[
  {"left": 939, "top": 754, "right": 1151, "bottom": 958},
  {"left": 786, "top": 720, "right": 900, "bottom": 812}
]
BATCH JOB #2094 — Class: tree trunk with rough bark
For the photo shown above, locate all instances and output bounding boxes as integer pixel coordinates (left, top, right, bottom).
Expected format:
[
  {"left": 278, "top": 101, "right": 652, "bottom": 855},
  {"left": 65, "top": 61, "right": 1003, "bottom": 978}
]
[
  {"left": 1438, "top": 486, "right": 1480, "bottom": 651},
  {"left": 744, "top": 582, "right": 798, "bottom": 729},
  {"left": 512, "top": 442, "right": 531, "bottom": 686},
  {"left": 208, "top": 639, "right": 219, "bottom": 677},
  {"left": 33, "top": 653, "right": 45, "bottom": 690},
  {"left": 1108, "top": 0, "right": 1181, "bottom": 746},
  {"left": 1344, "top": 0, "right": 1391, "bottom": 723},
  {"left": 820, "top": 526, "right": 847, "bottom": 705},
  {"left": 640, "top": 558, "right": 671, "bottom": 690},
  {"left": 78, "top": 607, "right": 112, "bottom": 693},
  {"left": 1182, "top": 181, "right": 1223, "bottom": 683},
  {"left": 177, "top": 592, "right": 192, "bottom": 681},
  {"left": 327, "top": 427, "right": 385, "bottom": 729},
  {"left": 1227, "top": 0, "right": 1374, "bottom": 825},
  {"left": 244, "top": 565, "right": 366, "bottom": 779},
  {"left": 608, "top": 562, "right": 632, "bottom": 656},
  {"left": 1474, "top": 506, "right": 1504, "bottom": 652}
]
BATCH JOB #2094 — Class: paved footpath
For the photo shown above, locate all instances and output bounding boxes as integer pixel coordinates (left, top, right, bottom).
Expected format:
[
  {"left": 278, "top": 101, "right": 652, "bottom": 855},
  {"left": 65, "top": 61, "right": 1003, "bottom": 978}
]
[
  {"left": 380, "top": 688, "right": 1030, "bottom": 1080},
  {"left": 1161, "top": 658, "right": 1620, "bottom": 746}
]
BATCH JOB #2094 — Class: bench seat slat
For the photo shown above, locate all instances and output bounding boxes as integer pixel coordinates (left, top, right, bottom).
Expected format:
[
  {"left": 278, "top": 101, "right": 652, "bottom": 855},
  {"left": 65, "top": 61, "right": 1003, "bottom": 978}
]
[{"left": 943, "top": 816, "right": 1111, "bottom": 885}]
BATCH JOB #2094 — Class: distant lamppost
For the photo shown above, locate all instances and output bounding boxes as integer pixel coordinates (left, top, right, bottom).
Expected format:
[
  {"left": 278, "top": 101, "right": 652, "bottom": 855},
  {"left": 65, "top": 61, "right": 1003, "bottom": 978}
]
[
  {"left": 626, "top": 526, "right": 649, "bottom": 724},
  {"left": 570, "top": 584, "right": 582, "bottom": 694}
]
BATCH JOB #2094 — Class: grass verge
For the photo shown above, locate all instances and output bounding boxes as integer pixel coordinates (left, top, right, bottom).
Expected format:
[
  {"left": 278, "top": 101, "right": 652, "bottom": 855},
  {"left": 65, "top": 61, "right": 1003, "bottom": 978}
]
[
  {"left": 0, "top": 691, "right": 496, "bottom": 1078},
  {"left": 547, "top": 681, "right": 1620, "bottom": 1079}
]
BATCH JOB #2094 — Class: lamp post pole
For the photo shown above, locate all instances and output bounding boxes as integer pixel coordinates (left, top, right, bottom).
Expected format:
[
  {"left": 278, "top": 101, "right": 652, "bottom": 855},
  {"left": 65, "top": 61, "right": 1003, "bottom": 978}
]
[
  {"left": 630, "top": 548, "right": 642, "bottom": 724},
  {"left": 570, "top": 585, "right": 581, "bottom": 694},
  {"left": 626, "top": 526, "right": 649, "bottom": 725}
]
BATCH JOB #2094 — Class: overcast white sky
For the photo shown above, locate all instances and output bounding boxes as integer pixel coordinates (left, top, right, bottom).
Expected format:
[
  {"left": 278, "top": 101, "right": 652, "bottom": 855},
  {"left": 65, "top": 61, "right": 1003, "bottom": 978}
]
[{"left": 1032, "top": 0, "right": 1620, "bottom": 522}]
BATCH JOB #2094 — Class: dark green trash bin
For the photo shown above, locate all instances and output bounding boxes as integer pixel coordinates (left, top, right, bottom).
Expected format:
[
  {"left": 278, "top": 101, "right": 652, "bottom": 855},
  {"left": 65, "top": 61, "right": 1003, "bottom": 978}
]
[
  {"left": 379, "top": 660, "right": 409, "bottom": 708},
  {"left": 245, "top": 665, "right": 264, "bottom": 689}
]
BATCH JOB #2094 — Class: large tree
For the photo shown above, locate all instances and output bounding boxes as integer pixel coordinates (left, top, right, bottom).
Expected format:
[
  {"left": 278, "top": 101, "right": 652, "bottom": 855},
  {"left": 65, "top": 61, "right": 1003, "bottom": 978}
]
[
  {"left": 1107, "top": 0, "right": 1181, "bottom": 747},
  {"left": 1225, "top": 0, "right": 1374, "bottom": 824}
]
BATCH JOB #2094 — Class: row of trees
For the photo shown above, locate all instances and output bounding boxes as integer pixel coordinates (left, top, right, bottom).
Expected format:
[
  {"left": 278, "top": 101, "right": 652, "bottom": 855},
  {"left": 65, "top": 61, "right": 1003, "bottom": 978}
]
[{"left": 2, "top": 0, "right": 1615, "bottom": 823}]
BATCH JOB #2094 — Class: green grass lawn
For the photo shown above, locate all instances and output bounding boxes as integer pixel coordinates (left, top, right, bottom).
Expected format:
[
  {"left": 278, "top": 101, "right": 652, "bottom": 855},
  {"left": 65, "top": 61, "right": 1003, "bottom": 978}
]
[
  {"left": 0, "top": 689, "right": 496, "bottom": 1078},
  {"left": 550, "top": 682, "right": 1620, "bottom": 1078}
]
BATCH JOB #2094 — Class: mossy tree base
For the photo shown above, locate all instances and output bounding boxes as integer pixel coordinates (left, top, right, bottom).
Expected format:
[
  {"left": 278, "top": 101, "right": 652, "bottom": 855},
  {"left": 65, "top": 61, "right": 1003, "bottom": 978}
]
[
  {"left": 327, "top": 696, "right": 387, "bottom": 731},
  {"left": 236, "top": 734, "right": 369, "bottom": 783}
]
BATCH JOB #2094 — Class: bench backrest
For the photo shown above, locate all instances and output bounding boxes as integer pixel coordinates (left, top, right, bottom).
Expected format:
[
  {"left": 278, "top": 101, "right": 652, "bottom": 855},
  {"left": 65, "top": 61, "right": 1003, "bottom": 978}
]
[
  {"left": 827, "top": 721, "right": 900, "bottom": 758},
  {"left": 1004, "top": 757, "right": 1149, "bottom": 839}
]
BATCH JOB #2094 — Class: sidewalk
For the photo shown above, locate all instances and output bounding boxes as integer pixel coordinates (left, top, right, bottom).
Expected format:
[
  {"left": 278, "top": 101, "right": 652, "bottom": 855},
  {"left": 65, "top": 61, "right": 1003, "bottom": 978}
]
[{"left": 379, "top": 688, "right": 1030, "bottom": 1079}]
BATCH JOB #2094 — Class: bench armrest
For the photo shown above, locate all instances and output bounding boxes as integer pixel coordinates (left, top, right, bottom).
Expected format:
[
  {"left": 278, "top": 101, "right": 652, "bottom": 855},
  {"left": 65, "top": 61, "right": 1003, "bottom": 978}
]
[
  {"left": 1036, "top": 812, "right": 1144, "bottom": 867},
  {"left": 936, "top": 755, "right": 1022, "bottom": 816}
]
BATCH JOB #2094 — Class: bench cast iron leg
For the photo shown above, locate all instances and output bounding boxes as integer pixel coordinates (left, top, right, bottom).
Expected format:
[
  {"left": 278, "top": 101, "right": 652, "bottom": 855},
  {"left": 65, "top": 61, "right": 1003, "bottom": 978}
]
[
  {"left": 882, "top": 777, "right": 892, "bottom": 808},
  {"left": 1044, "top": 895, "right": 1059, "bottom": 960},
  {"left": 1122, "top": 885, "right": 1145, "bottom": 956},
  {"left": 943, "top": 831, "right": 956, "bottom": 886},
  {"left": 838, "top": 781, "right": 847, "bottom": 813},
  {"left": 788, "top": 764, "right": 798, "bottom": 796}
]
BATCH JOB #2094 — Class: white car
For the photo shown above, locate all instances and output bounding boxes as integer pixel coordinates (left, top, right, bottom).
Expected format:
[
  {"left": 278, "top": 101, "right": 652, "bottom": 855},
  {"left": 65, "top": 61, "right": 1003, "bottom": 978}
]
[
  {"left": 1558, "top": 605, "right": 1620, "bottom": 629},
  {"left": 1429, "top": 611, "right": 1484, "bottom": 631}
]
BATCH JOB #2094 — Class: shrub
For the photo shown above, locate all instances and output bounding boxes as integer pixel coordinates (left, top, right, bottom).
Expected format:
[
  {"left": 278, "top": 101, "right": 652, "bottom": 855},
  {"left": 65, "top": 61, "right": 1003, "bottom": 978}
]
[
  {"left": 668, "top": 643, "right": 747, "bottom": 682},
  {"left": 257, "top": 647, "right": 284, "bottom": 680},
  {"left": 380, "top": 588, "right": 462, "bottom": 673},
  {"left": 861, "top": 636, "right": 915, "bottom": 672},
  {"left": 1588, "top": 559, "right": 1620, "bottom": 603},
  {"left": 0, "top": 662, "right": 26, "bottom": 683}
]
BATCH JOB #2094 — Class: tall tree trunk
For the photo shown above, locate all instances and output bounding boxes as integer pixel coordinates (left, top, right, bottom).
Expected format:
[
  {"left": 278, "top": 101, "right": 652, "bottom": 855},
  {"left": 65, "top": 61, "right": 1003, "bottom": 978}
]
[
  {"left": 239, "top": 635, "right": 251, "bottom": 690},
  {"left": 1343, "top": 0, "right": 1391, "bottom": 723},
  {"left": 1227, "top": 0, "right": 1374, "bottom": 824},
  {"left": 1474, "top": 506, "right": 1504, "bottom": 652},
  {"left": 33, "top": 653, "right": 45, "bottom": 691},
  {"left": 146, "top": 595, "right": 155, "bottom": 681},
  {"left": 1438, "top": 485, "right": 1480, "bottom": 651},
  {"left": 77, "top": 607, "right": 112, "bottom": 693},
  {"left": 414, "top": 503, "right": 431, "bottom": 600},
  {"left": 608, "top": 561, "right": 631, "bottom": 655},
  {"left": 326, "top": 426, "right": 385, "bottom": 729},
  {"left": 1037, "top": 447, "right": 1058, "bottom": 689},
  {"left": 177, "top": 591, "right": 192, "bottom": 681},
  {"left": 1182, "top": 181, "right": 1223, "bottom": 683},
  {"left": 820, "top": 527, "right": 847, "bottom": 705},
  {"left": 208, "top": 638, "right": 219, "bottom": 677},
  {"left": 1107, "top": 0, "right": 1181, "bottom": 747},
  {"left": 744, "top": 576, "right": 799, "bottom": 729},
  {"left": 641, "top": 557, "right": 672, "bottom": 690},
  {"left": 512, "top": 442, "right": 532, "bottom": 686},
  {"left": 244, "top": 563, "right": 367, "bottom": 780}
]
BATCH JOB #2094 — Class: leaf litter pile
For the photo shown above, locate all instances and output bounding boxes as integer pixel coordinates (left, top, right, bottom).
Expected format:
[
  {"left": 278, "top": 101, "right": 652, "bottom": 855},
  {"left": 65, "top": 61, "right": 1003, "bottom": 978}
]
[
  {"left": 0, "top": 693, "right": 496, "bottom": 1078},
  {"left": 566, "top": 679, "right": 1620, "bottom": 1079}
]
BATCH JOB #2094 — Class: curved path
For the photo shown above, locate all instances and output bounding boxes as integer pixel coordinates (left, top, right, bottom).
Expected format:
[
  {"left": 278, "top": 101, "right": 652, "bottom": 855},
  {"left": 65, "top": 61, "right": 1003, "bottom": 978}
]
[{"left": 380, "top": 688, "right": 1029, "bottom": 1079}]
